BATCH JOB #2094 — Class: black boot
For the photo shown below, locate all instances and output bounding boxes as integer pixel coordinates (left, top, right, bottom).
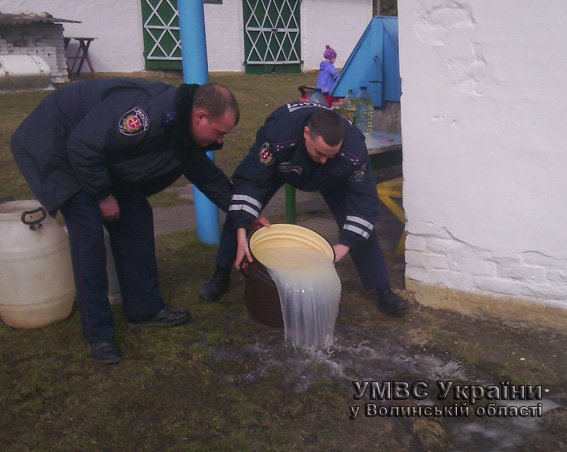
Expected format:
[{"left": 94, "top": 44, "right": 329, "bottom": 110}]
[
  {"left": 198, "top": 266, "right": 230, "bottom": 302},
  {"left": 89, "top": 340, "right": 123, "bottom": 364},
  {"left": 376, "top": 287, "right": 410, "bottom": 316},
  {"left": 128, "top": 307, "right": 192, "bottom": 329}
]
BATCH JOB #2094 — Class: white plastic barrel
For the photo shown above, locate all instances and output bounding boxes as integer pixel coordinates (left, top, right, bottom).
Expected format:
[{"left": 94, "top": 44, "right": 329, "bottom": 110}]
[
  {"left": 0, "top": 200, "right": 75, "bottom": 328},
  {"left": 0, "top": 55, "right": 52, "bottom": 91}
]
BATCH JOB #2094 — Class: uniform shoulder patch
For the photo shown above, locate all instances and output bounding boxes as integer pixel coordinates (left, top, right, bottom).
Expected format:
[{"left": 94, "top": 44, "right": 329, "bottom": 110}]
[
  {"left": 350, "top": 163, "right": 367, "bottom": 182},
  {"left": 119, "top": 107, "right": 149, "bottom": 136},
  {"left": 258, "top": 142, "right": 275, "bottom": 165}
]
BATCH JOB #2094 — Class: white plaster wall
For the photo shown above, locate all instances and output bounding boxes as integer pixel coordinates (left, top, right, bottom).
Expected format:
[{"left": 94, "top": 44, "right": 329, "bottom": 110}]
[
  {"left": 1, "top": 0, "right": 146, "bottom": 72},
  {"left": 398, "top": 1, "right": 567, "bottom": 306},
  {"left": 203, "top": 0, "right": 243, "bottom": 72},
  {"left": 0, "top": 0, "right": 242, "bottom": 72},
  {"left": 301, "top": 0, "right": 372, "bottom": 71},
  {"left": 1, "top": 0, "right": 372, "bottom": 73}
]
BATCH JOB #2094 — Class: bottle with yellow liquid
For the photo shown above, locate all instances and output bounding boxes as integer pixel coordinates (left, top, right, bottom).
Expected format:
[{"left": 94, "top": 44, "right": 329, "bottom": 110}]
[{"left": 332, "top": 89, "right": 358, "bottom": 123}]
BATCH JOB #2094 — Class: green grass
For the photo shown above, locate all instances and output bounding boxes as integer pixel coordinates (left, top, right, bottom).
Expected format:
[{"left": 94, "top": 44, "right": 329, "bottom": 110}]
[
  {"left": 0, "top": 70, "right": 316, "bottom": 205},
  {"left": 1, "top": 73, "right": 567, "bottom": 451}
]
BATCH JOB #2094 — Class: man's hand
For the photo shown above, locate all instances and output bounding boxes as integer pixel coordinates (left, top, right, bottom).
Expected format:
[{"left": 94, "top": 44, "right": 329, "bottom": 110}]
[
  {"left": 234, "top": 227, "right": 252, "bottom": 269},
  {"left": 333, "top": 243, "right": 350, "bottom": 263},
  {"left": 98, "top": 195, "right": 120, "bottom": 220},
  {"left": 249, "top": 215, "right": 271, "bottom": 232},
  {"left": 234, "top": 216, "right": 271, "bottom": 269}
]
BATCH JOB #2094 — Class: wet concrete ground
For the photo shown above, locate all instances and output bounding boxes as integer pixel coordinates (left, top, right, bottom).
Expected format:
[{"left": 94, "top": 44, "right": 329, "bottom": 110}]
[{"left": 152, "top": 182, "right": 567, "bottom": 450}]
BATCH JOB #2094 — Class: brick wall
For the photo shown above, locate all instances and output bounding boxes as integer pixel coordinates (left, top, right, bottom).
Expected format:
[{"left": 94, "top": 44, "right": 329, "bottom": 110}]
[
  {"left": 405, "top": 231, "right": 567, "bottom": 308},
  {"left": 0, "top": 23, "right": 69, "bottom": 85}
]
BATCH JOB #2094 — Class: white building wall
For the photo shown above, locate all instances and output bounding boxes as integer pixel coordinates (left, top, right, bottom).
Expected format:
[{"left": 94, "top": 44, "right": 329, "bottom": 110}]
[
  {"left": 398, "top": 1, "right": 567, "bottom": 312},
  {"left": 2, "top": 0, "right": 372, "bottom": 73},
  {"left": 2, "top": 0, "right": 146, "bottom": 72},
  {"left": 203, "top": 0, "right": 243, "bottom": 72},
  {"left": 300, "top": 0, "right": 372, "bottom": 71},
  {"left": 0, "top": 0, "right": 243, "bottom": 72}
]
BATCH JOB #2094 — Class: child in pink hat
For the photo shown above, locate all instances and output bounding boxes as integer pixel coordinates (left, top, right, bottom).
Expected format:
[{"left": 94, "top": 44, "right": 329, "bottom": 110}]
[{"left": 316, "top": 45, "right": 340, "bottom": 106}]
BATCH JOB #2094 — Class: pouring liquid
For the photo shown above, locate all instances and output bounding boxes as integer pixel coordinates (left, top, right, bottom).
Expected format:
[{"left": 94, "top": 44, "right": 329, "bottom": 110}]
[{"left": 253, "top": 247, "right": 341, "bottom": 349}]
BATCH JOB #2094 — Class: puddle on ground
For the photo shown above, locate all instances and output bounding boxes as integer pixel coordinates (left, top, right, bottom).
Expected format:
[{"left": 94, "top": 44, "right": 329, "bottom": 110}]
[{"left": 205, "top": 320, "right": 566, "bottom": 450}]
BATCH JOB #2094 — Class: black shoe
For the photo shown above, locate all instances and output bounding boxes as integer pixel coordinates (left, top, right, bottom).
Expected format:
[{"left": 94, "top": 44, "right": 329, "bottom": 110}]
[
  {"left": 128, "top": 307, "right": 192, "bottom": 329},
  {"left": 198, "top": 266, "right": 230, "bottom": 302},
  {"left": 376, "top": 287, "right": 410, "bottom": 316},
  {"left": 89, "top": 340, "right": 122, "bottom": 364}
]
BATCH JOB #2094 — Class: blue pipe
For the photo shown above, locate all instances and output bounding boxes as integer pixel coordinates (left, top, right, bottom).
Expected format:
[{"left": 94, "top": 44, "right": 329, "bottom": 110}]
[{"left": 178, "top": 0, "right": 220, "bottom": 244}]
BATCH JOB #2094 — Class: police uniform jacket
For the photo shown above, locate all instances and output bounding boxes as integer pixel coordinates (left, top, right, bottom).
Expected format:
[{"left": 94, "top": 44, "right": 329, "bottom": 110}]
[
  {"left": 228, "top": 102, "right": 380, "bottom": 249},
  {"left": 11, "top": 78, "right": 232, "bottom": 214}
]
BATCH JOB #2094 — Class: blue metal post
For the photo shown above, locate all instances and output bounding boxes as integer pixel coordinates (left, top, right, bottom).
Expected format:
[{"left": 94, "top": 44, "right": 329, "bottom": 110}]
[{"left": 178, "top": 0, "right": 220, "bottom": 244}]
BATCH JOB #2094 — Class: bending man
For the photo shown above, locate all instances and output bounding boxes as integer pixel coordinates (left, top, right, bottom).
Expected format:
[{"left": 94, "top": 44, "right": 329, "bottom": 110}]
[
  {"left": 11, "top": 78, "right": 239, "bottom": 363},
  {"left": 199, "top": 103, "right": 409, "bottom": 316}
]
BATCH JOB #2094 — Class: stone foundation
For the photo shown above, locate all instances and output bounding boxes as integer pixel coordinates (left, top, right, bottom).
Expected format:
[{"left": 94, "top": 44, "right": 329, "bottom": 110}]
[{"left": 406, "top": 278, "right": 567, "bottom": 332}]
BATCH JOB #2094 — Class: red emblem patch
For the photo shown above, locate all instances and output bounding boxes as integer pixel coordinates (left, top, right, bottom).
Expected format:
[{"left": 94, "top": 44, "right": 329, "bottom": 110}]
[
  {"left": 258, "top": 142, "right": 274, "bottom": 165},
  {"left": 119, "top": 107, "right": 149, "bottom": 136}
]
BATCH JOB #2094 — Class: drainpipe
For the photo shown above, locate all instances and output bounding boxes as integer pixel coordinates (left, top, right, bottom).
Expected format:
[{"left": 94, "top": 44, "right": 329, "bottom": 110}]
[{"left": 178, "top": 0, "right": 220, "bottom": 244}]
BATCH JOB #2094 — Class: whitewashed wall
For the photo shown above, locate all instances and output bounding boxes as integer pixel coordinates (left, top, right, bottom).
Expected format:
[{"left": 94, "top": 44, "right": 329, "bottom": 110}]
[
  {"left": 398, "top": 1, "right": 567, "bottom": 321},
  {"left": 2, "top": 0, "right": 372, "bottom": 73},
  {"left": 301, "top": 0, "right": 372, "bottom": 70},
  {"left": 203, "top": 0, "right": 243, "bottom": 71},
  {"left": 1, "top": 0, "right": 146, "bottom": 72}
]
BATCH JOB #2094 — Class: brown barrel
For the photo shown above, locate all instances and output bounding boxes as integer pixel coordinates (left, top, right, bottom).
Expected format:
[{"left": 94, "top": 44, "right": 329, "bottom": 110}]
[
  {"left": 243, "top": 260, "right": 283, "bottom": 328},
  {"left": 243, "top": 224, "right": 335, "bottom": 328}
]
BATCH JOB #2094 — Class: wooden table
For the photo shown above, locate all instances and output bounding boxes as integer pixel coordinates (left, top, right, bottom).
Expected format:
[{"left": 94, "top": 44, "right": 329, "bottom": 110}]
[
  {"left": 64, "top": 37, "right": 96, "bottom": 77},
  {"left": 284, "top": 131, "right": 403, "bottom": 223},
  {"left": 365, "top": 131, "right": 402, "bottom": 170}
]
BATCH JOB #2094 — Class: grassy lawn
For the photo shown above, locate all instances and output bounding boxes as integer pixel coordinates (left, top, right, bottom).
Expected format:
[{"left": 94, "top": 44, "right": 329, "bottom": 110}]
[
  {"left": 1, "top": 73, "right": 566, "bottom": 450},
  {"left": 0, "top": 71, "right": 315, "bottom": 206}
]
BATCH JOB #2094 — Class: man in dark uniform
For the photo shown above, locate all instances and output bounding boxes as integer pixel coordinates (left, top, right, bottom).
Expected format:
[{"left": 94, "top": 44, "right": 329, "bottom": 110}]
[
  {"left": 11, "top": 78, "right": 239, "bottom": 363},
  {"left": 199, "top": 102, "right": 409, "bottom": 316}
]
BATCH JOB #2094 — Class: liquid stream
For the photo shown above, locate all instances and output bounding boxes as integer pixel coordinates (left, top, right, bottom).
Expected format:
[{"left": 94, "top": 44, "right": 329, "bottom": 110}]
[{"left": 253, "top": 247, "right": 341, "bottom": 349}]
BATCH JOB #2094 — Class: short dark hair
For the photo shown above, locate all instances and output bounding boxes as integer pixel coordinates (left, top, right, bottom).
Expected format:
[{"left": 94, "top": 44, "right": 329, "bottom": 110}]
[
  {"left": 193, "top": 82, "right": 240, "bottom": 125},
  {"left": 306, "top": 108, "right": 345, "bottom": 146}
]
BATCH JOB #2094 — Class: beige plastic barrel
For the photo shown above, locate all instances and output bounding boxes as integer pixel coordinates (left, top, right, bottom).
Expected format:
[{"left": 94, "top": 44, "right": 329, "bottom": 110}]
[{"left": 0, "top": 201, "right": 75, "bottom": 328}]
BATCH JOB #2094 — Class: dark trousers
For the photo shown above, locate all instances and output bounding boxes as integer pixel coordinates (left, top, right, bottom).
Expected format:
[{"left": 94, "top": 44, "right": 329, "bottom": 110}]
[
  {"left": 60, "top": 186, "right": 164, "bottom": 342},
  {"left": 216, "top": 184, "right": 390, "bottom": 291}
]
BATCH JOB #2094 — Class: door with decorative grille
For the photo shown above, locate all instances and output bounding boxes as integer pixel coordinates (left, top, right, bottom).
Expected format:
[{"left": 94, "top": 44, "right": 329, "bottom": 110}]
[
  {"left": 141, "top": 0, "right": 181, "bottom": 70},
  {"left": 242, "top": 0, "right": 301, "bottom": 73}
]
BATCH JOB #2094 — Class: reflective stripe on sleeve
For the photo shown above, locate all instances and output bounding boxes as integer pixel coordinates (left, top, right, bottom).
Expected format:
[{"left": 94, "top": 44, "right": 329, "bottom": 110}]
[
  {"left": 345, "top": 215, "right": 374, "bottom": 231},
  {"left": 343, "top": 224, "right": 370, "bottom": 239},
  {"left": 228, "top": 204, "right": 260, "bottom": 218},
  {"left": 231, "top": 194, "right": 262, "bottom": 210}
]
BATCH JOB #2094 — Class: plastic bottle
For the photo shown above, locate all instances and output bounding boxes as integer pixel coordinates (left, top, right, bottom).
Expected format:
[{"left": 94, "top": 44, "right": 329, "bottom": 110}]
[
  {"left": 354, "top": 86, "right": 374, "bottom": 134},
  {"left": 309, "top": 88, "right": 327, "bottom": 106},
  {"left": 332, "top": 89, "right": 358, "bottom": 123},
  {"left": 344, "top": 89, "right": 358, "bottom": 123}
]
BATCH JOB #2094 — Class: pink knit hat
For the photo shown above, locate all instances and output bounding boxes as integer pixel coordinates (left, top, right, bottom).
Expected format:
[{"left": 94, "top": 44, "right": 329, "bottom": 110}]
[{"left": 323, "top": 45, "right": 337, "bottom": 60}]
